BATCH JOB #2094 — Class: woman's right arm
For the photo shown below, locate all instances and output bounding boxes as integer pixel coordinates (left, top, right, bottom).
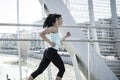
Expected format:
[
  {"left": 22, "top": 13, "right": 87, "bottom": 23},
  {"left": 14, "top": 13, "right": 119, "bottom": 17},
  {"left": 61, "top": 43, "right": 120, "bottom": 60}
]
[{"left": 40, "top": 28, "right": 56, "bottom": 47}]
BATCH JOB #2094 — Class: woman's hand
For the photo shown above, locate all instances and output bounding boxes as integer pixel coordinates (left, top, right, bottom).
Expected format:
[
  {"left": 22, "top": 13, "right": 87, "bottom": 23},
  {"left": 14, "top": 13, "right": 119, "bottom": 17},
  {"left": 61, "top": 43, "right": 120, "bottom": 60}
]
[
  {"left": 60, "top": 32, "right": 71, "bottom": 43},
  {"left": 66, "top": 32, "right": 71, "bottom": 37}
]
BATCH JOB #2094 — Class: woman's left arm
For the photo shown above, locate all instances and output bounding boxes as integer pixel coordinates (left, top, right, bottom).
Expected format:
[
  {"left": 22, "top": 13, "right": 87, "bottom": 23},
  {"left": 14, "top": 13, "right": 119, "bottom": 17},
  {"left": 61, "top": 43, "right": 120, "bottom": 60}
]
[{"left": 60, "top": 32, "right": 71, "bottom": 44}]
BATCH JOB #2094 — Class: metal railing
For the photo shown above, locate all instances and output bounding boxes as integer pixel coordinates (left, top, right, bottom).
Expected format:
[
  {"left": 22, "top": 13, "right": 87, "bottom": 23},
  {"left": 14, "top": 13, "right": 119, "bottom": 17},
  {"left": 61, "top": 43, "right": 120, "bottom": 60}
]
[{"left": 0, "top": 23, "right": 120, "bottom": 80}]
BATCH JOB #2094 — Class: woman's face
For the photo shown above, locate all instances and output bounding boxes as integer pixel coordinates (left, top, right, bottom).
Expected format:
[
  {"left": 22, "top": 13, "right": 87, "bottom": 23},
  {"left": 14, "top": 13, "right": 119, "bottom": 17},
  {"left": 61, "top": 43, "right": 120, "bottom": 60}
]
[{"left": 57, "top": 17, "right": 63, "bottom": 25}]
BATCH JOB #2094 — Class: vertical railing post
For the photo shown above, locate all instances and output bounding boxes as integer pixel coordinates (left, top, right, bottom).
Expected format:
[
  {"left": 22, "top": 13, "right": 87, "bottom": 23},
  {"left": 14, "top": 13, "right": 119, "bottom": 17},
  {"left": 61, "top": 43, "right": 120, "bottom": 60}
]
[
  {"left": 87, "top": 26, "right": 90, "bottom": 80},
  {"left": 88, "top": 0, "right": 99, "bottom": 80},
  {"left": 17, "top": 0, "right": 22, "bottom": 80},
  {"left": 40, "top": 0, "right": 52, "bottom": 79},
  {"left": 41, "top": 0, "right": 46, "bottom": 18},
  {"left": 88, "top": 0, "right": 94, "bottom": 80}
]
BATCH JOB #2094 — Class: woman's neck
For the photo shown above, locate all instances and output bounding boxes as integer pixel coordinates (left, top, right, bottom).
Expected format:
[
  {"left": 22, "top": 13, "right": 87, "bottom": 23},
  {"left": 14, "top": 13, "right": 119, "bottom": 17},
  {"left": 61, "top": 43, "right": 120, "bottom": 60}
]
[
  {"left": 52, "top": 26, "right": 59, "bottom": 33},
  {"left": 53, "top": 25, "right": 59, "bottom": 30},
  {"left": 53, "top": 23, "right": 59, "bottom": 27}
]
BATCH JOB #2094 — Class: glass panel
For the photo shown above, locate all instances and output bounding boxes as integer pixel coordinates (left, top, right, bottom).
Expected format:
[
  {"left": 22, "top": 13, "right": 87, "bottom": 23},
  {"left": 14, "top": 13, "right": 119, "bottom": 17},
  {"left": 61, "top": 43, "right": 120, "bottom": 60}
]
[
  {"left": 0, "top": 0, "right": 17, "bottom": 23},
  {"left": 0, "top": 25, "right": 76, "bottom": 80},
  {"left": 0, "top": 0, "right": 42, "bottom": 24},
  {"left": 93, "top": 0, "right": 111, "bottom": 21},
  {"left": 64, "top": 0, "right": 89, "bottom": 23},
  {"left": 19, "top": 0, "right": 42, "bottom": 23},
  {"left": 0, "top": 26, "right": 17, "bottom": 33}
]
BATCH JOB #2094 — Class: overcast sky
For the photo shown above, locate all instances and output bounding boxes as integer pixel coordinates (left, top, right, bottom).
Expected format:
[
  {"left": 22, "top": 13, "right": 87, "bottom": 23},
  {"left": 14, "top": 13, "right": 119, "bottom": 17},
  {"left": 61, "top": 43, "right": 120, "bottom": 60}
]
[{"left": 0, "top": 0, "right": 42, "bottom": 33}]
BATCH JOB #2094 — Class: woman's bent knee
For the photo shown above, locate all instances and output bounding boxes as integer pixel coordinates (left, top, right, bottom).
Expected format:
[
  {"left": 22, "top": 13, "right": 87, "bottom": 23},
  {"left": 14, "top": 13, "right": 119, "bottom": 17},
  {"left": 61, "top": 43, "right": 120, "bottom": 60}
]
[{"left": 57, "top": 67, "right": 65, "bottom": 78}]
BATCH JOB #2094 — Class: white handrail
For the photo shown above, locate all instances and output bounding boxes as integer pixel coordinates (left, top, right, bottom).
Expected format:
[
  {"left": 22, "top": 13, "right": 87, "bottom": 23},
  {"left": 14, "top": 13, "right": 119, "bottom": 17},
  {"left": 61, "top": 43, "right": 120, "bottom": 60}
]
[
  {"left": 0, "top": 38, "right": 120, "bottom": 42},
  {"left": 0, "top": 23, "right": 120, "bottom": 29}
]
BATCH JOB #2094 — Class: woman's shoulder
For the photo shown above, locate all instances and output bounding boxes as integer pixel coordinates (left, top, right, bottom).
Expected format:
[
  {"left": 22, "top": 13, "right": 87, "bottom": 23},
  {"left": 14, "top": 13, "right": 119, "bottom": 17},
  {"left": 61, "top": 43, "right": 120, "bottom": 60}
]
[
  {"left": 41, "top": 27, "right": 58, "bottom": 34},
  {"left": 48, "top": 27, "right": 58, "bottom": 33}
]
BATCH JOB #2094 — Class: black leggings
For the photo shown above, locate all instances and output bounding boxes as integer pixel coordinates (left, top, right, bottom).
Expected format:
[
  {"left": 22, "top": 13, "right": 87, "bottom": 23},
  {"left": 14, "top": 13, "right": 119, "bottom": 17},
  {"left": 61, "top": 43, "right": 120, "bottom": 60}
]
[{"left": 31, "top": 47, "right": 65, "bottom": 79}]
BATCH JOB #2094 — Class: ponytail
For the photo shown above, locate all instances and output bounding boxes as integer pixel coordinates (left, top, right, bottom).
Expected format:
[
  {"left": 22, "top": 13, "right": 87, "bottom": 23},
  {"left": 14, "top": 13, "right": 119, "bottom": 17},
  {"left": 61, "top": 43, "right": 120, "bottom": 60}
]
[{"left": 43, "top": 13, "right": 61, "bottom": 28}]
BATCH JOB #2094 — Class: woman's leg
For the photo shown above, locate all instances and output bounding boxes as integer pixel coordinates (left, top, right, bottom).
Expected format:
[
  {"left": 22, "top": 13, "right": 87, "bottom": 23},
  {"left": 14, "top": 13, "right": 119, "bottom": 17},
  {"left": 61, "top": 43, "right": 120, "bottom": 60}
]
[
  {"left": 48, "top": 48, "right": 65, "bottom": 79},
  {"left": 53, "top": 54, "right": 65, "bottom": 80},
  {"left": 56, "top": 76, "right": 62, "bottom": 80},
  {"left": 28, "top": 49, "right": 51, "bottom": 80},
  {"left": 28, "top": 76, "right": 33, "bottom": 80}
]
